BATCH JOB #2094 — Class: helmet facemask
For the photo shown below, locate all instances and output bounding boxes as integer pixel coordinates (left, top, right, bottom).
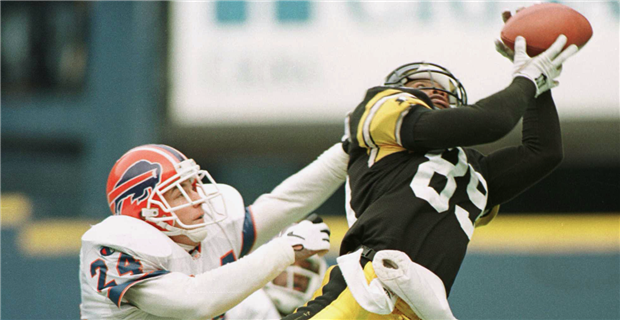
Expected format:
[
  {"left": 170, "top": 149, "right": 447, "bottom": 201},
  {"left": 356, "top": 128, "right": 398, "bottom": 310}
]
[
  {"left": 264, "top": 255, "right": 327, "bottom": 314},
  {"left": 384, "top": 62, "right": 467, "bottom": 108},
  {"left": 142, "top": 159, "right": 227, "bottom": 243}
]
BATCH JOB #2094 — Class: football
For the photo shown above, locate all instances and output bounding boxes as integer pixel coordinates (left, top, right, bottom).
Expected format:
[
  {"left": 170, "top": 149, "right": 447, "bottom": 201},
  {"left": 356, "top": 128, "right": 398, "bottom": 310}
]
[{"left": 500, "top": 3, "right": 593, "bottom": 57}]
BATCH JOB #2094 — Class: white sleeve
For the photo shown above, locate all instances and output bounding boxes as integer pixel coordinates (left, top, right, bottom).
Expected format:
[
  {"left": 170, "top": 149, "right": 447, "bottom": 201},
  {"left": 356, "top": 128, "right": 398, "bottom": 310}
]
[
  {"left": 225, "top": 289, "right": 281, "bottom": 320},
  {"left": 249, "top": 142, "right": 348, "bottom": 248},
  {"left": 124, "top": 238, "right": 294, "bottom": 319}
]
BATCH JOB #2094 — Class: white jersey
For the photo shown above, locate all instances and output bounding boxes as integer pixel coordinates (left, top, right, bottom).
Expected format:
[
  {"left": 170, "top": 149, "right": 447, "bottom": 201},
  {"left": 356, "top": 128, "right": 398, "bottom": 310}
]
[
  {"left": 224, "top": 289, "right": 281, "bottom": 320},
  {"left": 79, "top": 143, "right": 349, "bottom": 319},
  {"left": 80, "top": 184, "right": 254, "bottom": 319}
]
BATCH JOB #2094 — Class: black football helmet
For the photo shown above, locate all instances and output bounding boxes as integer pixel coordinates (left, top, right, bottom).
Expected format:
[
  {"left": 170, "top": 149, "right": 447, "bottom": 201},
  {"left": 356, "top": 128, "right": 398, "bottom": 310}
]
[{"left": 384, "top": 62, "right": 467, "bottom": 107}]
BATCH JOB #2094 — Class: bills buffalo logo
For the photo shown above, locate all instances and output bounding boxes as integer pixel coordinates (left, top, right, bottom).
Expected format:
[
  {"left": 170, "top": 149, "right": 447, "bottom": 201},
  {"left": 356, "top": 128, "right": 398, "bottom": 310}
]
[{"left": 108, "top": 160, "right": 162, "bottom": 215}]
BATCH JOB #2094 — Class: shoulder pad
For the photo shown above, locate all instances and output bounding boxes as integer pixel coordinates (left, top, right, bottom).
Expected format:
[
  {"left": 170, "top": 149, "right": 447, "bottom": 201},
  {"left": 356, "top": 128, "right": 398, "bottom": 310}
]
[
  {"left": 395, "top": 87, "right": 434, "bottom": 109},
  {"left": 201, "top": 183, "right": 246, "bottom": 221},
  {"left": 219, "top": 183, "right": 246, "bottom": 220},
  {"left": 369, "top": 86, "right": 434, "bottom": 110},
  {"left": 81, "top": 215, "right": 173, "bottom": 259}
]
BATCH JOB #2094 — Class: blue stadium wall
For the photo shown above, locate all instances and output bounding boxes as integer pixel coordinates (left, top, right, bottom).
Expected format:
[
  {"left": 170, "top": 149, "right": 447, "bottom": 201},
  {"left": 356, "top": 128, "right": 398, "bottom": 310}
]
[
  {"left": 2, "top": 210, "right": 619, "bottom": 319},
  {"left": 2, "top": 2, "right": 619, "bottom": 319}
]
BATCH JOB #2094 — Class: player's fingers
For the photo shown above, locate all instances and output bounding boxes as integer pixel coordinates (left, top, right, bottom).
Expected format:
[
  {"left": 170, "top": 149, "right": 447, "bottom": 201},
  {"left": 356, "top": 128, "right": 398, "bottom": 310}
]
[
  {"left": 310, "top": 240, "right": 330, "bottom": 252},
  {"left": 543, "top": 34, "right": 568, "bottom": 59},
  {"left": 513, "top": 36, "right": 528, "bottom": 57},
  {"left": 494, "top": 40, "right": 507, "bottom": 56},
  {"left": 305, "top": 249, "right": 329, "bottom": 258},
  {"left": 550, "top": 80, "right": 559, "bottom": 90},
  {"left": 314, "top": 222, "right": 330, "bottom": 233},
  {"left": 501, "top": 10, "right": 512, "bottom": 23},
  {"left": 552, "top": 44, "right": 579, "bottom": 66},
  {"left": 315, "top": 249, "right": 329, "bottom": 257},
  {"left": 495, "top": 39, "right": 514, "bottom": 61},
  {"left": 294, "top": 248, "right": 314, "bottom": 261}
]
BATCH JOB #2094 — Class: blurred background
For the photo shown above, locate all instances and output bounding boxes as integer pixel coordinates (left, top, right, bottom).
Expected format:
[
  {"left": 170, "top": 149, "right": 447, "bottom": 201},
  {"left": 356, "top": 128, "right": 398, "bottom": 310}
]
[{"left": 1, "top": 1, "right": 618, "bottom": 319}]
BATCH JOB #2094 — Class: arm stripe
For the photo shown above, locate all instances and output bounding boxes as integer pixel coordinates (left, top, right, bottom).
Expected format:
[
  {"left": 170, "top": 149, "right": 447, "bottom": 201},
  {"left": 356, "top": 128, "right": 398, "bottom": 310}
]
[
  {"left": 359, "top": 92, "right": 418, "bottom": 166},
  {"left": 108, "top": 270, "right": 170, "bottom": 308},
  {"left": 240, "top": 207, "right": 257, "bottom": 257}
]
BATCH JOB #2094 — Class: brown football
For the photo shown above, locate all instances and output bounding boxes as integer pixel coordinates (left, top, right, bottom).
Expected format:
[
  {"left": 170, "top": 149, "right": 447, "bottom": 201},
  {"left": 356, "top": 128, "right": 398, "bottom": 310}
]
[{"left": 501, "top": 3, "right": 593, "bottom": 57}]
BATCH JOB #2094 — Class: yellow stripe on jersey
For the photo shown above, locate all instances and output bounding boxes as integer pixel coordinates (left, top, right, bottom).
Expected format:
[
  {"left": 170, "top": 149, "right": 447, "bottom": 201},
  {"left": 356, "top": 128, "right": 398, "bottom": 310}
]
[
  {"left": 356, "top": 89, "right": 432, "bottom": 165},
  {"left": 356, "top": 89, "right": 402, "bottom": 150}
]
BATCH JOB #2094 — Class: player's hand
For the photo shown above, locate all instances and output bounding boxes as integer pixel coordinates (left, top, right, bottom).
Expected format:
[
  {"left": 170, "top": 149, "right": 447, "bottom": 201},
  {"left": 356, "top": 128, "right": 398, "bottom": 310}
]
[
  {"left": 495, "top": 39, "right": 515, "bottom": 62},
  {"left": 494, "top": 8, "right": 521, "bottom": 61},
  {"left": 282, "top": 218, "right": 330, "bottom": 262},
  {"left": 512, "top": 35, "right": 578, "bottom": 97},
  {"left": 494, "top": 6, "right": 534, "bottom": 61}
]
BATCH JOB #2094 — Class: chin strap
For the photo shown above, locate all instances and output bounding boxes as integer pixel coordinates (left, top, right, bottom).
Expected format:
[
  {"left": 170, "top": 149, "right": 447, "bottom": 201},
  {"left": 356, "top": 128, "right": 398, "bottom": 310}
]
[
  {"left": 150, "top": 219, "right": 209, "bottom": 244},
  {"left": 184, "top": 227, "right": 209, "bottom": 243}
]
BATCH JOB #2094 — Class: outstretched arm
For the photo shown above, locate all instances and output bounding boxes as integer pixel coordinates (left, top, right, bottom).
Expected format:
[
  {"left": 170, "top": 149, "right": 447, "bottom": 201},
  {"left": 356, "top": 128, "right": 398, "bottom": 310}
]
[
  {"left": 125, "top": 238, "right": 294, "bottom": 319},
  {"left": 402, "top": 35, "right": 577, "bottom": 151},
  {"left": 249, "top": 143, "right": 348, "bottom": 248},
  {"left": 479, "top": 9, "right": 571, "bottom": 207},
  {"left": 401, "top": 77, "right": 536, "bottom": 150},
  {"left": 481, "top": 90, "right": 563, "bottom": 207}
]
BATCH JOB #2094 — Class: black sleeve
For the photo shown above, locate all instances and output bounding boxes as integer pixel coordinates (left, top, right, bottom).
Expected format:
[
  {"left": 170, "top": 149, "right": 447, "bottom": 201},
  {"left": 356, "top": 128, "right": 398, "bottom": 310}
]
[
  {"left": 401, "top": 77, "right": 536, "bottom": 150},
  {"left": 481, "top": 90, "right": 563, "bottom": 207}
]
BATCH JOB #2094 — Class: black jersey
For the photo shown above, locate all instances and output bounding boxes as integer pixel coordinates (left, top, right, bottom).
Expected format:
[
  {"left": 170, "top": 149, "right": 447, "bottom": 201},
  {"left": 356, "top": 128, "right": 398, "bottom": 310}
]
[
  {"left": 341, "top": 86, "right": 494, "bottom": 293},
  {"left": 284, "top": 78, "right": 563, "bottom": 320}
]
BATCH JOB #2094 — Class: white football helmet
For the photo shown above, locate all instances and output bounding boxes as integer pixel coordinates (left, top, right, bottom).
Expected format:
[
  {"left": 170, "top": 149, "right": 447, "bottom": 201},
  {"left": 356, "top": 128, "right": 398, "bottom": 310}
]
[
  {"left": 384, "top": 61, "right": 467, "bottom": 107},
  {"left": 264, "top": 254, "right": 328, "bottom": 315}
]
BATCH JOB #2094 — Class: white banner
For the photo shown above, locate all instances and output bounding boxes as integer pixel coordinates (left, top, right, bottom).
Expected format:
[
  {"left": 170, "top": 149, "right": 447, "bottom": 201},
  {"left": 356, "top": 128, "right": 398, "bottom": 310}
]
[{"left": 169, "top": 1, "right": 619, "bottom": 125}]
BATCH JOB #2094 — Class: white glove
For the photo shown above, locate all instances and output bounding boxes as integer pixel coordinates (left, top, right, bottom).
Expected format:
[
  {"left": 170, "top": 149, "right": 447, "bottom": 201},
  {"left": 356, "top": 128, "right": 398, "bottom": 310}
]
[
  {"left": 373, "top": 250, "right": 457, "bottom": 320},
  {"left": 512, "top": 35, "right": 579, "bottom": 97},
  {"left": 494, "top": 5, "right": 539, "bottom": 62},
  {"left": 282, "top": 220, "right": 331, "bottom": 254}
]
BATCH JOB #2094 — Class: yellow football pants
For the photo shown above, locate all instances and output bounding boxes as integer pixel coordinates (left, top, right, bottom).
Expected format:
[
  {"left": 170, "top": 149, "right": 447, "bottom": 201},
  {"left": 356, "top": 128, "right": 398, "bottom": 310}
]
[{"left": 283, "top": 262, "right": 421, "bottom": 320}]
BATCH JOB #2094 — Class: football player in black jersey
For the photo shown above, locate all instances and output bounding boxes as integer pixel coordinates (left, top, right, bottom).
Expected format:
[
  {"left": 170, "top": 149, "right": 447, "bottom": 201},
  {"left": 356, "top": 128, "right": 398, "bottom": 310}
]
[{"left": 283, "top": 35, "right": 579, "bottom": 320}]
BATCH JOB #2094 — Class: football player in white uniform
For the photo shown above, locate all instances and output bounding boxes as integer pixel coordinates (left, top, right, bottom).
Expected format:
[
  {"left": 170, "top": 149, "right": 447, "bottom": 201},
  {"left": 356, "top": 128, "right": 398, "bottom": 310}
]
[
  {"left": 79, "top": 143, "right": 347, "bottom": 319},
  {"left": 225, "top": 253, "right": 327, "bottom": 319}
]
